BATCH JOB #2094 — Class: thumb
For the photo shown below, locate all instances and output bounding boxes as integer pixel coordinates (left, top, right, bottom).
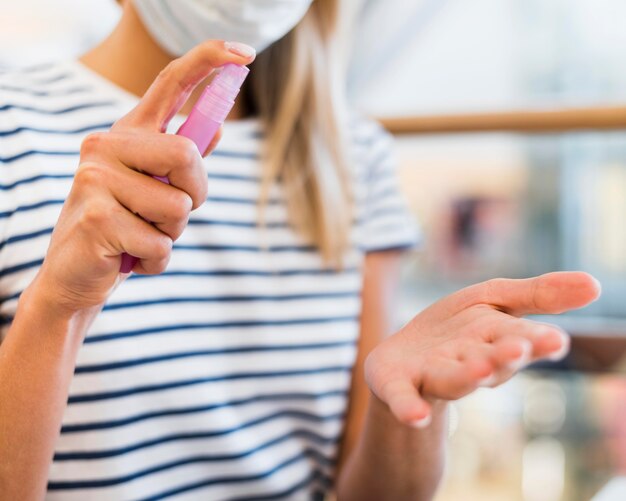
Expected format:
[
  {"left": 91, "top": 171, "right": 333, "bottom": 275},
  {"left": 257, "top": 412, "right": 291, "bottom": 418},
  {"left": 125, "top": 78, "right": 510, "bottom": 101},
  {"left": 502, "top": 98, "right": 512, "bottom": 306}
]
[
  {"left": 115, "top": 40, "right": 255, "bottom": 134},
  {"left": 448, "top": 271, "right": 601, "bottom": 317}
]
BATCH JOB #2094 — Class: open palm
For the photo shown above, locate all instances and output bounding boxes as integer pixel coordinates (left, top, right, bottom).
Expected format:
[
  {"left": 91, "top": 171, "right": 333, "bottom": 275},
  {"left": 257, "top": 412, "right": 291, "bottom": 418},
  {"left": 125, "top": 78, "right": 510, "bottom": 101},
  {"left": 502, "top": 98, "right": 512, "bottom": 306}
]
[{"left": 365, "top": 272, "right": 601, "bottom": 427}]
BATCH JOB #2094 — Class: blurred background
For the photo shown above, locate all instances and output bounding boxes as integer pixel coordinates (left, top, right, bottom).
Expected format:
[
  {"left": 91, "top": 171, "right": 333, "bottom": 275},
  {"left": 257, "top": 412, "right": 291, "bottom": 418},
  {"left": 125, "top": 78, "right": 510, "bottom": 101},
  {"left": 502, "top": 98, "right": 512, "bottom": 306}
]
[{"left": 2, "top": 0, "right": 625, "bottom": 499}]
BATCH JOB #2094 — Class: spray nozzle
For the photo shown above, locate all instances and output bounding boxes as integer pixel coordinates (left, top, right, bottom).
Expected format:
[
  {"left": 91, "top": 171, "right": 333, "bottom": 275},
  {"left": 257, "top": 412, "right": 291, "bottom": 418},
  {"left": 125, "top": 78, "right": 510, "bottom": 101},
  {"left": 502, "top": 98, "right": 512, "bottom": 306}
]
[
  {"left": 196, "top": 63, "right": 250, "bottom": 123},
  {"left": 213, "top": 64, "right": 250, "bottom": 98}
]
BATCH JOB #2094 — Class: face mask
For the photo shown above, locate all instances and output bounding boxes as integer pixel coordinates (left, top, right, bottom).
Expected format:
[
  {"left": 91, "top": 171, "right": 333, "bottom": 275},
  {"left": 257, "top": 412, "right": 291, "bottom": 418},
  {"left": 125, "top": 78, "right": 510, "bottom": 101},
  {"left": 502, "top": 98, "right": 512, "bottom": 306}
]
[{"left": 133, "top": 0, "right": 314, "bottom": 56}]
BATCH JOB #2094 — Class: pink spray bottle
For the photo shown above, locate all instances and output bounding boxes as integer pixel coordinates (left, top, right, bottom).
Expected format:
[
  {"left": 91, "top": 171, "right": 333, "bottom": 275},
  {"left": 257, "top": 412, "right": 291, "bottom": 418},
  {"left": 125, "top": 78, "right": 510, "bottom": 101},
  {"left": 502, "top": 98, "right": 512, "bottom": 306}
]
[{"left": 120, "top": 63, "right": 250, "bottom": 273}]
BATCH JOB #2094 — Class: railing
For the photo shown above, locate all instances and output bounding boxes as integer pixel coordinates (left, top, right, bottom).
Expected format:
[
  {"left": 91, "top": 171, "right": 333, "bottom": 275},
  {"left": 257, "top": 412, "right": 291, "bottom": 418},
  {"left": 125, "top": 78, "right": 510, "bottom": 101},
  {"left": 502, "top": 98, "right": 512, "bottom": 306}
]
[{"left": 379, "top": 104, "right": 626, "bottom": 135}]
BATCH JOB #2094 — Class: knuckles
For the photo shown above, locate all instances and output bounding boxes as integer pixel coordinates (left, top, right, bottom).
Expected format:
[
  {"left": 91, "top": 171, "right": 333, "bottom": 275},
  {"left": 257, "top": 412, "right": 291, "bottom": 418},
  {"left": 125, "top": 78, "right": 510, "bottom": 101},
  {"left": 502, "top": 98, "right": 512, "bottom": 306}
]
[
  {"left": 151, "top": 259, "right": 170, "bottom": 276},
  {"left": 483, "top": 278, "right": 506, "bottom": 298},
  {"left": 171, "top": 135, "right": 201, "bottom": 169},
  {"left": 169, "top": 136, "right": 208, "bottom": 208},
  {"left": 74, "top": 162, "right": 107, "bottom": 191},
  {"left": 187, "top": 40, "right": 222, "bottom": 64},
  {"left": 146, "top": 237, "right": 173, "bottom": 275},
  {"left": 80, "top": 132, "right": 108, "bottom": 158},
  {"left": 193, "top": 177, "right": 210, "bottom": 209},
  {"left": 77, "top": 199, "right": 109, "bottom": 230},
  {"left": 157, "top": 60, "right": 186, "bottom": 96},
  {"left": 158, "top": 60, "right": 179, "bottom": 82},
  {"left": 445, "top": 386, "right": 472, "bottom": 402},
  {"left": 153, "top": 235, "right": 174, "bottom": 262},
  {"left": 168, "top": 191, "right": 193, "bottom": 222},
  {"left": 454, "top": 277, "right": 508, "bottom": 311}
]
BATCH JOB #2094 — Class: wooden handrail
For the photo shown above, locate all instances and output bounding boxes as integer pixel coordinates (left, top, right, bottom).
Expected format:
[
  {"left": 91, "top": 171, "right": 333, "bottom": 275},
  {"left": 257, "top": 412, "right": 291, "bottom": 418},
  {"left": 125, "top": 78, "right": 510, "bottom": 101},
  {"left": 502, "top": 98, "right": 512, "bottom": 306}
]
[{"left": 379, "top": 105, "right": 626, "bottom": 135}]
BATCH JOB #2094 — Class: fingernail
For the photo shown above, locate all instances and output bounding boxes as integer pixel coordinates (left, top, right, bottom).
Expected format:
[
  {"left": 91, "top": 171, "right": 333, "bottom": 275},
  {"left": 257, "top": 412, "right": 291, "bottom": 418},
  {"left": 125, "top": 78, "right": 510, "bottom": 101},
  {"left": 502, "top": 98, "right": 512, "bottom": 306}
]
[
  {"left": 410, "top": 415, "right": 432, "bottom": 429},
  {"left": 507, "top": 357, "right": 528, "bottom": 372},
  {"left": 225, "top": 41, "right": 256, "bottom": 58},
  {"left": 592, "top": 277, "right": 603, "bottom": 298},
  {"left": 547, "top": 336, "right": 570, "bottom": 362},
  {"left": 478, "top": 374, "right": 497, "bottom": 387},
  {"left": 506, "top": 342, "right": 532, "bottom": 371}
]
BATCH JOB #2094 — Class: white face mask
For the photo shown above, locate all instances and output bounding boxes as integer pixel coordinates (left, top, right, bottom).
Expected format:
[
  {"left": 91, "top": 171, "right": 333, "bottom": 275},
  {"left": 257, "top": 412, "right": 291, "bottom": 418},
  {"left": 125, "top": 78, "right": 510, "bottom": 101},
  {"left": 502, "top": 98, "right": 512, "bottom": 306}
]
[{"left": 133, "top": 0, "right": 314, "bottom": 56}]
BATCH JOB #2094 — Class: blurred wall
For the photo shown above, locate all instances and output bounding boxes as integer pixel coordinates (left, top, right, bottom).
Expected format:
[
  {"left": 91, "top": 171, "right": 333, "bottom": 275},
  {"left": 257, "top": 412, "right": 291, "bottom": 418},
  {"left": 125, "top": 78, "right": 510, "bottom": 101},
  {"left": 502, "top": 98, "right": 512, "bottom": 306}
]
[
  {"left": 349, "top": 0, "right": 521, "bottom": 116},
  {"left": 0, "top": 0, "right": 120, "bottom": 67}
]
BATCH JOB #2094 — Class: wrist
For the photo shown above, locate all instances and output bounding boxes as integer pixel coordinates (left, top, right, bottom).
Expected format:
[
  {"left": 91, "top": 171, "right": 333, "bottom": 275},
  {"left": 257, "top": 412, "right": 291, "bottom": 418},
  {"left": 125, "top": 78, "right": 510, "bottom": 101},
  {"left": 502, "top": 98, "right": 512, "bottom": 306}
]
[
  {"left": 18, "top": 275, "right": 103, "bottom": 338},
  {"left": 337, "top": 391, "right": 448, "bottom": 500}
]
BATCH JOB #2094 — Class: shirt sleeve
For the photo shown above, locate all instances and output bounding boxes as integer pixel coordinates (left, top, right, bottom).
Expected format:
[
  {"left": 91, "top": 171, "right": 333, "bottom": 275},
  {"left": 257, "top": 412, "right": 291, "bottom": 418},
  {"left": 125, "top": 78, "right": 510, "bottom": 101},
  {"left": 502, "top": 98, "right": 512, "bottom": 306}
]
[{"left": 355, "top": 120, "right": 421, "bottom": 253}]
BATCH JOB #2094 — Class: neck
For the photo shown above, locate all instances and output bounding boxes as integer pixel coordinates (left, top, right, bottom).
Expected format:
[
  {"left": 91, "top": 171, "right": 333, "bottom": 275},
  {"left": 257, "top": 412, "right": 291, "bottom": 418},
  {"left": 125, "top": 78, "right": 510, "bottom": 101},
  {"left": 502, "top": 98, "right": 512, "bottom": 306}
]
[{"left": 79, "top": 1, "right": 245, "bottom": 118}]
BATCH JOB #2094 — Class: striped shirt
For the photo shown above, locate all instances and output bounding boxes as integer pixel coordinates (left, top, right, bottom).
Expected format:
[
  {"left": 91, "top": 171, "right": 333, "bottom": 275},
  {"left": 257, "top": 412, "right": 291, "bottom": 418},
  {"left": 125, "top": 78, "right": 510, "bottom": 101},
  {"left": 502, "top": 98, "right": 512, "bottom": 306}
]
[{"left": 0, "top": 61, "right": 418, "bottom": 500}]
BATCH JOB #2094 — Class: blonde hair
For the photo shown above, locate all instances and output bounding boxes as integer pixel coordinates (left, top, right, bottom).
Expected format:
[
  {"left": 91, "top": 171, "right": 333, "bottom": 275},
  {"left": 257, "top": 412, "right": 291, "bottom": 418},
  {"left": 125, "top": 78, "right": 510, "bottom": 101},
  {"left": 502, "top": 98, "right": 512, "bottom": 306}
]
[{"left": 246, "top": 0, "right": 352, "bottom": 267}]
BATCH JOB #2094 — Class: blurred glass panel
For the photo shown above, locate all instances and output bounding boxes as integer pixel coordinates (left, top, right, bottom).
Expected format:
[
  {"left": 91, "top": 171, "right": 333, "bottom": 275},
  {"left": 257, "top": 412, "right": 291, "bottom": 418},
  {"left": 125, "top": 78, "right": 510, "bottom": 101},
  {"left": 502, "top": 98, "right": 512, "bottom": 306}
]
[
  {"left": 395, "top": 132, "right": 626, "bottom": 335},
  {"left": 435, "top": 371, "right": 626, "bottom": 501}
]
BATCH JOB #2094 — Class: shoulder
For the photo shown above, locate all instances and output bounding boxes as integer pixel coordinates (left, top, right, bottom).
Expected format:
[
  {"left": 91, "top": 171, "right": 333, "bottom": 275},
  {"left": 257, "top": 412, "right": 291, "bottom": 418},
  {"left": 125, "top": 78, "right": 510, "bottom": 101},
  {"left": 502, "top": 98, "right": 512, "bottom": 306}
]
[
  {"left": 344, "top": 111, "right": 397, "bottom": 184},
  {"left": 346, "top": 111, "right": 394, "bottom": 154},
  {"left": 346, "top": 112, "right": 421, "bottom": 252}
]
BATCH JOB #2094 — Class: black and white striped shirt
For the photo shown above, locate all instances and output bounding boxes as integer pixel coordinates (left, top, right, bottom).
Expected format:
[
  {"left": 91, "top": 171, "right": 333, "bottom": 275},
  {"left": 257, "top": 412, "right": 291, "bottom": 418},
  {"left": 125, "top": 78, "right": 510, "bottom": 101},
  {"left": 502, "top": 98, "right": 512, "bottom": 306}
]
[{"left": 0, "top": 61, "right": 418, "bottom": 500}]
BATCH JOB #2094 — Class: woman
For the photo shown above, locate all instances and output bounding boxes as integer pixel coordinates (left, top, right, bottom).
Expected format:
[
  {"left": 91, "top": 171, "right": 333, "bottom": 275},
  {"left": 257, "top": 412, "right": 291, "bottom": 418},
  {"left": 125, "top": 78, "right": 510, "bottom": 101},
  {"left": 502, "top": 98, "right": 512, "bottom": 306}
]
[{"left": 0, "top": 0, "right": 600, "bottom": 499}]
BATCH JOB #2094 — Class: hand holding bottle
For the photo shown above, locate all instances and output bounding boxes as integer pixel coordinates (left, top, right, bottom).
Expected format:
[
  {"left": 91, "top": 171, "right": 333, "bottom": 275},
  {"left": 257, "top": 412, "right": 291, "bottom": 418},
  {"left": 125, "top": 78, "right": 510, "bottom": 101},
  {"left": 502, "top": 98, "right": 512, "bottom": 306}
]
[{"left": 30, "top": 41, "right": 255, "bottom": 313}]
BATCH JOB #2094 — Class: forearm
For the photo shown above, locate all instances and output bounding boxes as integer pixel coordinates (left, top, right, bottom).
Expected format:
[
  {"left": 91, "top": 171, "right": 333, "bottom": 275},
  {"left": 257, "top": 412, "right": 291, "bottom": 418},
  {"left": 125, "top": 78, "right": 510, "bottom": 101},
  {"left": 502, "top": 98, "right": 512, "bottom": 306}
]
[
  {"left": 337, "top": 394, "right": 448, "bottom": 501},
  {"left": 0, "top": 279, "right": 101, "bottom": 500}
]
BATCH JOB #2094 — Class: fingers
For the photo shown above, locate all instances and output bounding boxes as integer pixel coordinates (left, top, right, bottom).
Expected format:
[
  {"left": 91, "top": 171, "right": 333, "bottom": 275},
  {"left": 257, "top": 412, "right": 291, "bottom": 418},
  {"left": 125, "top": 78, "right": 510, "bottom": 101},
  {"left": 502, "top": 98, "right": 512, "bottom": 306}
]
[
  {"left": 81, "top": 132, "right": 208, "bottom": 209},
  {"left": 460, "top": 319, "right": 570, "bottom": 388},
  {"left": 486, "top": 317, "right": 570, "bottom": 361},
  {"left": 380, "top": 379, "right": 432, "bottom": 427},
  {"left": 100, "top": 161, "right": 193, "bottom": 241},
  {"left": 39, "top": 42, "right": 253, "bottom": 310},
  {"left": 417, "top": 319, "right": 568, "bottom": 403},
  {"left": 116, "top": 40, "right": 255, "bottom": 133},
  {"left": 112, "top": 208, "right": 174, "bottom": 276},
  {"left": 71, "top": 189, "right": 174, "bottom": 276},
  {"left": 417, "top": 338, "right": 530, "bottom": 398},
  {"left": 488, "top": 336, "right": 533, "bottom": 369},
  {"left": 462, "top": 336, "right": 533, "bottom": 388},
  {"left": 450, "top": 272, "right": 601, "bottom": 317}
]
